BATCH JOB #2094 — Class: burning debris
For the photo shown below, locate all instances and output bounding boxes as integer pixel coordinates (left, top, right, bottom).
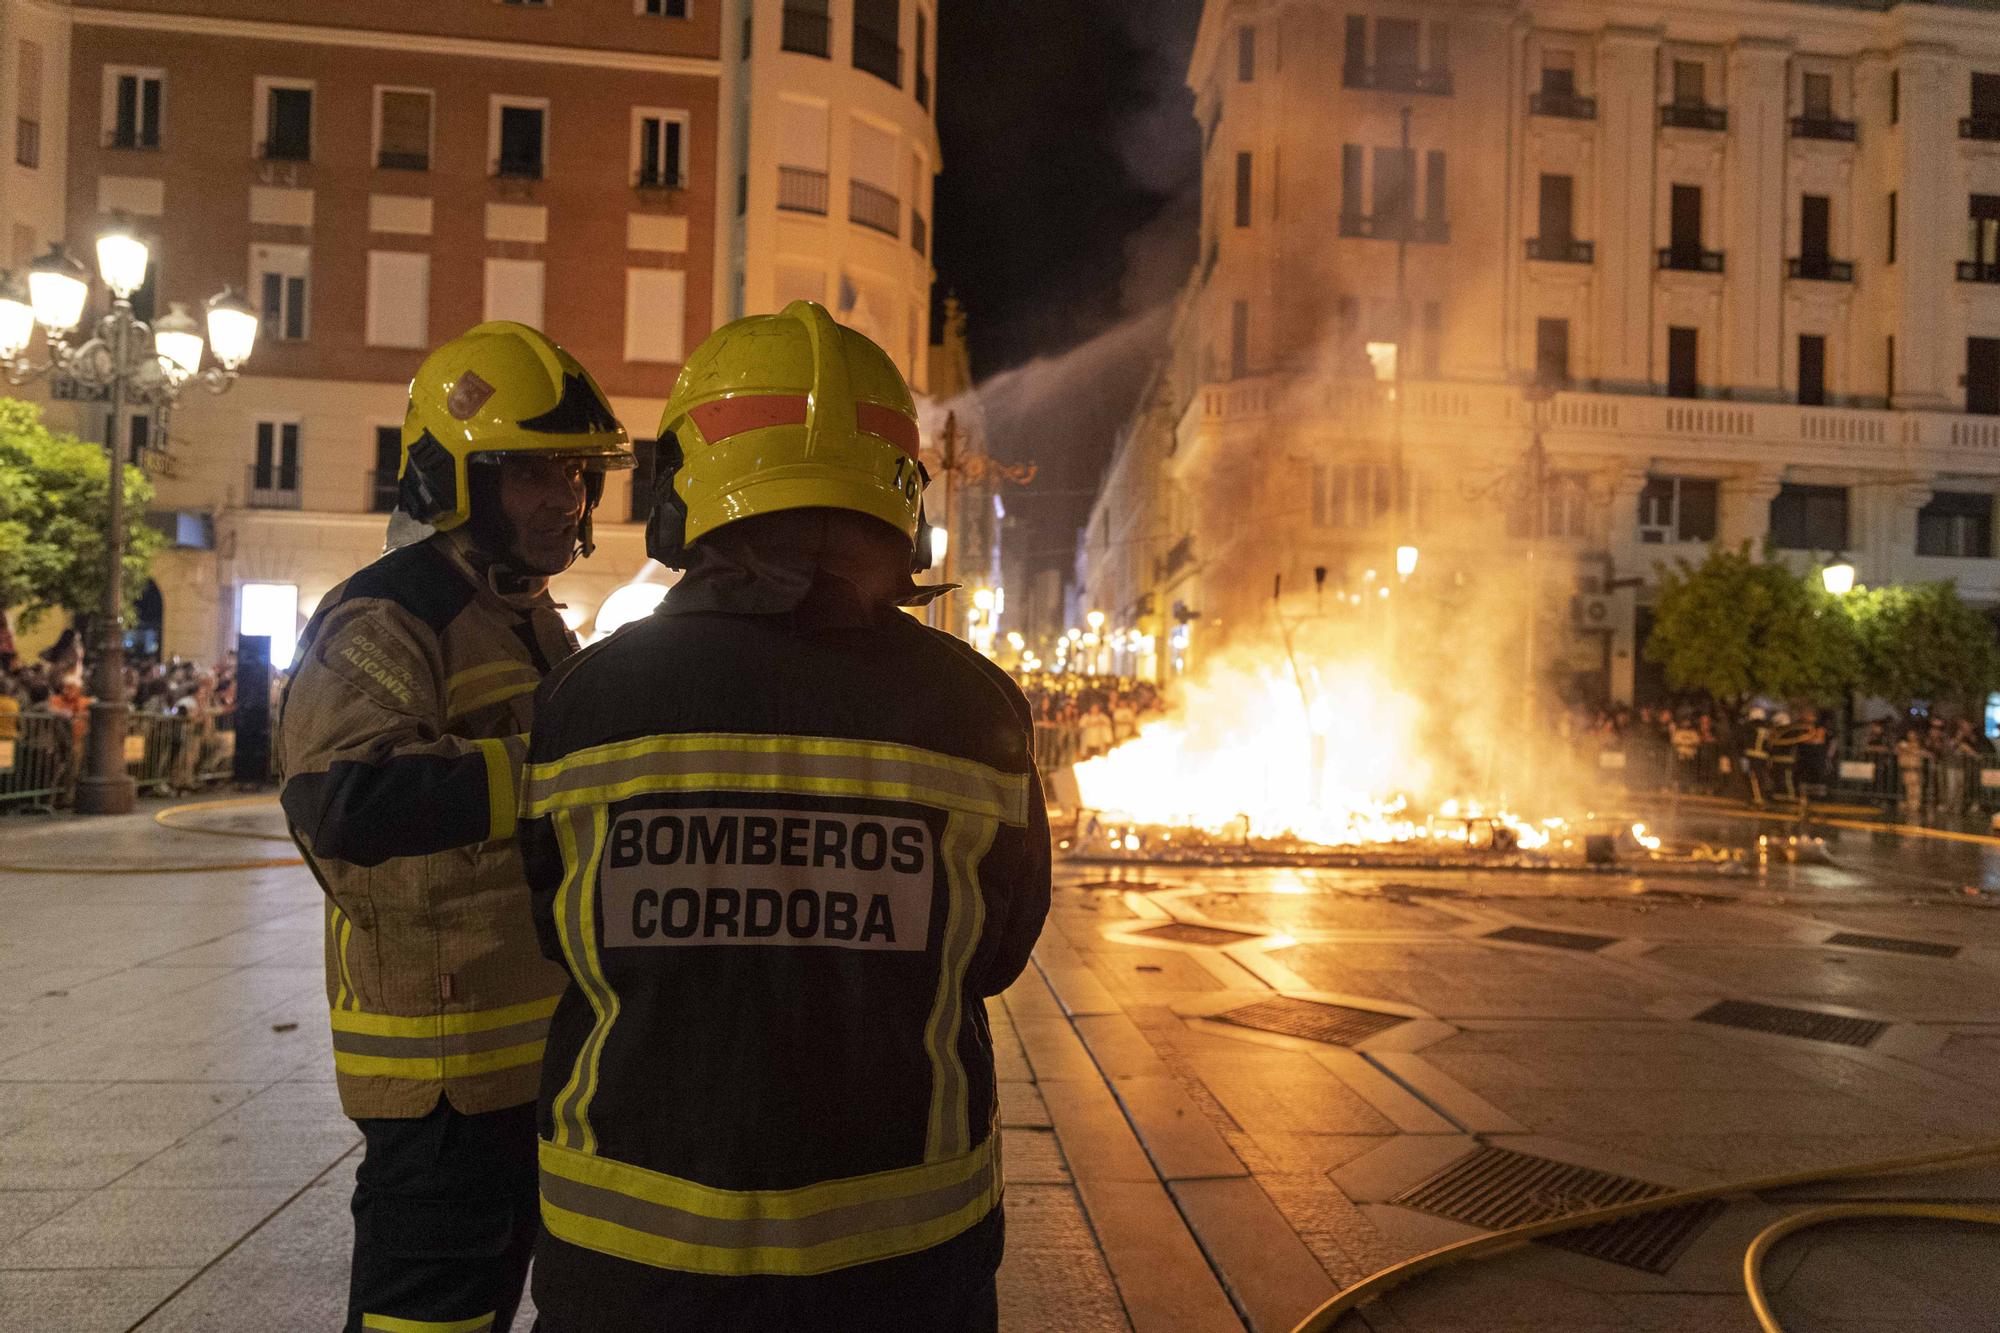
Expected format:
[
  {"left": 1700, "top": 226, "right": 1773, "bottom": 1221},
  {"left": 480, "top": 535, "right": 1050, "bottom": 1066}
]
[{"left": 1054, "top": 623, "right": 1720, "bottom": 872}]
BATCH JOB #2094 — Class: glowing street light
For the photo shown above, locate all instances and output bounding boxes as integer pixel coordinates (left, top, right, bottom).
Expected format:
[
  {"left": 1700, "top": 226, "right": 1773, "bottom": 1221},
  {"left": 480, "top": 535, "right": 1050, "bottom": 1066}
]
[
  {"left": 1821, "top": 562, "right": 1856, "bottom": 596},
  {"left": 0, "top": 220, "right": 260, "bottom": 813},
  {"left": 1087, "top": 609, "right": 1106, "bottom": 632},
  {"left": 1396, "top": 544, "right": 1420, "bottom": 580}
]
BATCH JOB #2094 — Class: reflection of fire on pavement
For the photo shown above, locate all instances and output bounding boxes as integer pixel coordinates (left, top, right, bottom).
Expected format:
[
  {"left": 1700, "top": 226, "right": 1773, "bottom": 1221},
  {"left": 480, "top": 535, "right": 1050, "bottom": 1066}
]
[{"left": 1061, "top": 651, "right": 1709, "bottom": 870}]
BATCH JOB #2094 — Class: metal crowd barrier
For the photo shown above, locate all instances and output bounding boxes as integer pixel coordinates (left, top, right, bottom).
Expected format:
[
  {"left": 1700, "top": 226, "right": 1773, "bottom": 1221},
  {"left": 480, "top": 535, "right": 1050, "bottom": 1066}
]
[
  {"left": 1829, "top": 746, "right": 2000, "bottom": 818},
  {"left": 0, "top": 711, "right": 238, "bottom": 811},
  {"left": 1032, "top": 721, "right": 1077, "bottom": 776}
]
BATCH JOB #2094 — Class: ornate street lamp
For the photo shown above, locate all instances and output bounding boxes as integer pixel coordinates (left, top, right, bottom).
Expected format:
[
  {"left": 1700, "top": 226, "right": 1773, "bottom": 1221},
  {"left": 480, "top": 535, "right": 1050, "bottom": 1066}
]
[{"left": 0, "top": 218, "right": 260, "bottom": 814}]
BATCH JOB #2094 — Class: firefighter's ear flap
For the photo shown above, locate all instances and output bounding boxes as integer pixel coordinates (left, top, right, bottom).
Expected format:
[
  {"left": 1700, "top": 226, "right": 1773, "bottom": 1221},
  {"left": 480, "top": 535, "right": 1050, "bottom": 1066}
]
[
  {"left": 398, "top": 429, "right": 456, "bottom": 524},
  {"left": 644, "top": 433, "right": 692, "bottom": 569},
  {"left": 910, "top": 463, "right": 935, "bottom": 575}
]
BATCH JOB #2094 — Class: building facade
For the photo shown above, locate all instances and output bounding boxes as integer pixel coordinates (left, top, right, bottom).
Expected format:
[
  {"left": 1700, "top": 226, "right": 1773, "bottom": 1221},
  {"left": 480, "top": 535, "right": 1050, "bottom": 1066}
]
[
  {"left": 722, "top": 0, "right": 938, "bottom": 390},
  {"left": 1, "top": 0, "right": 938, "bottom": 666},
  {"left": 1085, "top": 0, "right": 2000, "bottom": 703}
]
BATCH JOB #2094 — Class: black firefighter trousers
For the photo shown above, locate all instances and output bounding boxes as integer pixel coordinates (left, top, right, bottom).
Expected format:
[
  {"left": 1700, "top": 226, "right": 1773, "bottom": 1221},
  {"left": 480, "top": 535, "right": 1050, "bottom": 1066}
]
[{"left": 345, "top": 1099, "right": 540, "bottom": 1333}]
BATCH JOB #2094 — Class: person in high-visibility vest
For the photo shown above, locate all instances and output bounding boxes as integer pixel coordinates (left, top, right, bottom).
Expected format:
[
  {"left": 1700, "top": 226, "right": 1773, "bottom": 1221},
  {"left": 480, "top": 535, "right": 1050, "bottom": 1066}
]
[
  {"left": 278, "top": 322, "right": 631, "bottom": 1333},
  {"left": 519, "top": 301, "right": 1051, "bottom": 1332}
]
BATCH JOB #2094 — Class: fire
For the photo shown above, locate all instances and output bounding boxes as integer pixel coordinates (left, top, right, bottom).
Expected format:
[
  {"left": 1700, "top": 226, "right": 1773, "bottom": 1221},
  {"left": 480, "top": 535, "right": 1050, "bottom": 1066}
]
[{"left": 1072, "top": 656, "right": 1559, "bottom": 852}]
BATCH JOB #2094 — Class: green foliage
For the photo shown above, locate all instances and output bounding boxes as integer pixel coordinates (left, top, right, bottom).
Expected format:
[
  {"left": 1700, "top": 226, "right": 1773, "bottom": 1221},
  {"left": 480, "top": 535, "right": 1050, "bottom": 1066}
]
[
  {"left": 1847, "top": 581, "right": 2000, "bottom": 707},
  {"left": 1645, "top": 544, "right": 1858, "bottom": 706},
  {"left": 0, "top": 397, "right": 162, "bottom": 628}
]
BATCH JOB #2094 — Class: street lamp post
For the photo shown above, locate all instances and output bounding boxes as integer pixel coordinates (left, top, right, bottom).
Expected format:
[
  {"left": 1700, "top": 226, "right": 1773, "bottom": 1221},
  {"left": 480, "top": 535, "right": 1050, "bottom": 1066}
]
[{"left": 0, "top": 220, "right": 260, "bottom": 814}]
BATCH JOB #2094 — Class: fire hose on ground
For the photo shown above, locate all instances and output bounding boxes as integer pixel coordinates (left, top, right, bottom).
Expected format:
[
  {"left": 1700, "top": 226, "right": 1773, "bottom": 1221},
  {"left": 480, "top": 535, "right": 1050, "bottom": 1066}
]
[
  {"left": 1287, "top": 1140, "right": 2000, "bottom": 1333},
  {"left": 0, "top": 796, "right": 301, "bottom": 874}
]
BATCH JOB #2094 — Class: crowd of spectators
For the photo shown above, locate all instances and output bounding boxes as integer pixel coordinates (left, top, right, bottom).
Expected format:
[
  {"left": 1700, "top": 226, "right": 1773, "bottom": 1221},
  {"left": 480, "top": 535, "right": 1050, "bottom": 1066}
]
[
  {"left": 0, "top": 627, "right": 241, "bottom": 806},
  {"left": 1565, "top": 701, "right": 1998, "bottom": 820},
  {"left": 1017, "top": 674, "right": 1164, "bottom": 768}
]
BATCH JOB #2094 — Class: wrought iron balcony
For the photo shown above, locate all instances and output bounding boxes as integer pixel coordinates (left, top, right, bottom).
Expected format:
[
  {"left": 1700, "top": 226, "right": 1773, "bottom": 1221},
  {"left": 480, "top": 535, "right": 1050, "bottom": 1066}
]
[
  {"left": 1957, "top": 260, "right": 2000, "bottom": 284},
  {"left": 635, "top": 165, "right": 684, "bottom": 190},
  {"left": 260, "top": 138, "right": 311, "bottom": 163},
  {"left": 1528, "top": 90, "right": 1596, "bottom": 120},
  {"left": 1339, "top": 213, "right": 1449, "bottom": 243},
  {"left": 1659, "top": 247, "right": 1725, "bottom": 273},
  {"left": 776, "top": 165, "right": 828, "bottom": 215},
  {"left": 1526, "top": 237, "right": 1594, "bottom": 264},
  {"left": 849, "top": 180, "right": 900, "bottom": 236},
  {"left": 366, "top": 470, "right": 400, "bottom": 514},
  {"left": 1961, "top": 116, "right": 2000, "bottom": 142},
  {"left": 1790, "top": 115, "right": 1857, "bottom": 143},
  {"left": 1342, "top": 63, "right": 1452, "bottom": 96},
  {"left": 246, "top": 465, "right": 301, "bottom": 511},
  {"left": 1660, "top": 102, "right": 1728, "bottom": 131},
  {"left": 1788, "top": 257, "right": 1854, "bottom": 282},
  {"left": 106, "top": 127, "right": 159, "bottom": 151}
]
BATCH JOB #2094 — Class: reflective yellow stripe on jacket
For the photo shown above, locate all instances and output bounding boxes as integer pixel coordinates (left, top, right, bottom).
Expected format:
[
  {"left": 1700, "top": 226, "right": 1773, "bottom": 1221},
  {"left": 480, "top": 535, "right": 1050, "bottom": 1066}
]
[
  {"left": 330, "top": 994, "right": 559, "bottom": 1081},
  {"left": 539, "top": 1134, "right": 1001, "bottom": 1276},
  {"left": 526, "top": 732, "right": 1026, "bottom": 1273},
  {"left": 521, "top": 732, "right": 1030, "bottom": 825}
]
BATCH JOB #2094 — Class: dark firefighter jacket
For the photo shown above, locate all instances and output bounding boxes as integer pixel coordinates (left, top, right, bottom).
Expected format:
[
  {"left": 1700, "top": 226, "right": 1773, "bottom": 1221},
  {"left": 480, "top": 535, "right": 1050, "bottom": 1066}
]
[
  {"left": 518, "top": 580, "right": 1051, "bottom": 1282},
  {"left": 278, "top": 532, "right": 576, "bottom": 1120}
]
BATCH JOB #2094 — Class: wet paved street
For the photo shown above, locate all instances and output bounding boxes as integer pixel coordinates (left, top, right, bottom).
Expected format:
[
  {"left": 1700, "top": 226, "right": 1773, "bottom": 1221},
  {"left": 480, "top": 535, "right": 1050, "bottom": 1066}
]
[{"left": 1, "top": 797, "right": 1996, "bottom": 1331}]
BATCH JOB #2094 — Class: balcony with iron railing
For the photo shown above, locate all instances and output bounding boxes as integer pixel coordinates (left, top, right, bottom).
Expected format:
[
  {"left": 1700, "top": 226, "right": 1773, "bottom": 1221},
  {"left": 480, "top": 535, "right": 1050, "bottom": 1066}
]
[
  {"left": 1338, "top": 213, "right": 1449, "bottom": 244},
  {"left": 780, "top": 7, "right": 830, "bottom": 57},
  {"left": 1961, "top": 116, "right": 2000, "bottom": 142},
  {"left": 493, "top": 151, "right": 542, "bottom": 181},
  {"left": 1790, "top": 115, "right": 1857, "bottom": 143},
  {"left": 1342, "top": 63, "right": 1452, "bottom": 95},
  {"left": 1529, "top": 90, "right": 1596, "bottom": 120},
  {"left": 1788, "top": 257, "right": 1854, "bottom": 282},
  {"left": 1659, "top": 246, "right": 1725, "bottom": 273},
  {"left": 777, "top": 165, "right": 828, "bottom": 215},
  {"left": 107, "top": 125, "right": 159, "bottom": 151},
  {"left": 853, "top": 27, "right": 901, "bottom": 87},
  {"left": 247, "top": 465, "right": 302, "bottom": 510},
  {"left": 1660, "top": 102, "right": 1727, "bottom": 131},
  {"left": 1526, "top": 236, "right": 1594, "bottom": 264},
  {"left": 635, "top": 164, "right": 684, "bottom": 191},
  {"left": 259, "top": 138, "right": 310, "bottom": 163},
  {"left": 1958, "top": 260, "right": 2000, "bottom": 284},
  {"left": 849, "top": 180, "right": 900, "bottom": 236}
]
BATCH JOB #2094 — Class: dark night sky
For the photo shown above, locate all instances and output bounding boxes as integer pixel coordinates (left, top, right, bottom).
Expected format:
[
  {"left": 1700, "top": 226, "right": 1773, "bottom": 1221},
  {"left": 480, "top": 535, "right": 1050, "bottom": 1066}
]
[{"left": 932, "top": 0, "right": 1205, "bottom": 574}]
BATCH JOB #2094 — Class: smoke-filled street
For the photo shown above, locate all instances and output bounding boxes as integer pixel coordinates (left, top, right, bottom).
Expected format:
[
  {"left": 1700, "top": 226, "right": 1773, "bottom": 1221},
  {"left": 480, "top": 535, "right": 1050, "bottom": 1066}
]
[{"left": 2, "top": 798, "right": 1994, "bottom": 1332}]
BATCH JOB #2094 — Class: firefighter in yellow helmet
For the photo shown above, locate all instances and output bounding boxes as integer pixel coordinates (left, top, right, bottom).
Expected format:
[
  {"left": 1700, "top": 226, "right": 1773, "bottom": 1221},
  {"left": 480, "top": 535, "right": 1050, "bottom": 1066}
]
[
  {"left": 277, "top": 321, "right": 631, "bottom": 1333},
  {"left": 518, "top": 301, "right": 1050, "bottom": 1331}
]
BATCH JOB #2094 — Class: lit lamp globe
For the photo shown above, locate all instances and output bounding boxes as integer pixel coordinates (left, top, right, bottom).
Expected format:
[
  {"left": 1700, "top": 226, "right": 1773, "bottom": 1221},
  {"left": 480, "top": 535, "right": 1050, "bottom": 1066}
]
[
  {"left": 1396, "top": 544, "right": 1420, "bottom": 579},
  {"left": 0, "top": 271, "right": 35, "bottom": 359},
  {"left": 593, "top": 582, "right": 665, "bottom": 639},
  {"left": 27, "top": 244, "right": 89, "bottom": 335},
  {"left": 1821, "top": 563, "right": 1856, "bottom": 596},
  {"left": 151, "top": 303, "right": 206, "bottom": 384},
  {"left": 928, "top": 526, "right": 948, "bottom": 566},
  {"left": 204, "top": 287, "right": 260, "bottom": 370},
  {"left": 972, "top": 588, "right": 995, "bottom": 612},
  {"left": 1086, "top": 609, "right": 1106, "bottom": 632},
  {"left": 94, "top": 222, "right": 151, "bottom": 300}
]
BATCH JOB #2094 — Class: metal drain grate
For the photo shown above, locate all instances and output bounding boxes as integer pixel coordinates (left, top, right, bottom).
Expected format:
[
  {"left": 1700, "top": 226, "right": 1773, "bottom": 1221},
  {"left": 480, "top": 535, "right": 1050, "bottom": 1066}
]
[
  {"left": 1825, "top": 932, "right": 1960, "bottom": 959},
  {"left": 1213, "top": 996, "right": 1406, "bottom": 1046},
  {"left": 1140, "top": 922, "right": 1260, "bottom": 947},
  {"left": 1484, "top": 925, "right": 1619, "bottom": 952},
  {"left": 1694, "top": 999, "right": 1888, "bottom": 1048},
  {"left": 1388, "top": 1146, "right": 1722, "bottom": 1274}
]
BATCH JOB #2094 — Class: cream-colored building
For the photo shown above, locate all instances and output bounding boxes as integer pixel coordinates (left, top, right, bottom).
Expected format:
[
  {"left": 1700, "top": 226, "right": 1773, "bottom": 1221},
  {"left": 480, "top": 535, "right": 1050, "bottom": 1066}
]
[
  {"left": 3, "top": 0, "right": 938, "bottom": 667},
  {"left": 1085, "top": 0, "right": 2000, "bottom": 703},
  {"left": 721, "top": 0, "right": 938, "bottom": 389}
]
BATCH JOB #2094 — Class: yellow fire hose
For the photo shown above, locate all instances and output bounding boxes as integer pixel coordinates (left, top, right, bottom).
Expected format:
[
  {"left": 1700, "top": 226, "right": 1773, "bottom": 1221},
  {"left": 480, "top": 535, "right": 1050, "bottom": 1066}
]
[
  {"left": 0, "top": 796, "right": 301, "bottom": 874},
  {"left": 1289, "top": 1141, "right": 2000, "bottom": 1333}
]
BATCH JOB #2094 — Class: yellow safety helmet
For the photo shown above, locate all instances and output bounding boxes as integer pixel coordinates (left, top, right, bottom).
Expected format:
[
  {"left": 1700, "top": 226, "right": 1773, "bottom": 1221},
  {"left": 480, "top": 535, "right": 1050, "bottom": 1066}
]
[
  {"left": 650, "top": 300, "right": 928, "bottom": 566},
  {"left": 399, "top": 321, "right": 633, "bottom": 535}
]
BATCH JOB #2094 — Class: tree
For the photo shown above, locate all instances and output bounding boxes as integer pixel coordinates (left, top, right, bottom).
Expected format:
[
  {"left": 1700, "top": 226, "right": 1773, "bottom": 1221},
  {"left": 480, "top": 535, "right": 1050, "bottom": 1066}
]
[
  {"left": 1848, "top": 581, "right": 2000, "bottom": 708},
  {"left": 0, "top": 397, "right": 162, "bottom": 629},
  {"left": 1645, "top": 544, "right": 1858, "bottom": 706}
]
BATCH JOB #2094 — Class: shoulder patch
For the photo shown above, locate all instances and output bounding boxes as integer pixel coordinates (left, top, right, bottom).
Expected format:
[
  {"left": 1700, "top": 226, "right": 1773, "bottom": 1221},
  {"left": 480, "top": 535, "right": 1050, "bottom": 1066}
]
[
  {"left": 340, "top": 541, "right": 475, "bottom": 635},
  {"left": 313, "top": 609, "right": 430, "bottom": 715}
]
